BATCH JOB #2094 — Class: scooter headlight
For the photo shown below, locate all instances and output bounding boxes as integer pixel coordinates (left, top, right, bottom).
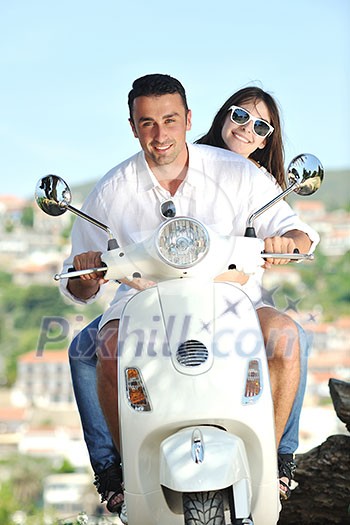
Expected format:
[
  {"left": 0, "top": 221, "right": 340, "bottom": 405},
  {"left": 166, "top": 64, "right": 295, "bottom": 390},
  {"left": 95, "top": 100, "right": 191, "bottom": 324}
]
[{"left": 156, "top": 218, "right": 209, "bottom": 268}]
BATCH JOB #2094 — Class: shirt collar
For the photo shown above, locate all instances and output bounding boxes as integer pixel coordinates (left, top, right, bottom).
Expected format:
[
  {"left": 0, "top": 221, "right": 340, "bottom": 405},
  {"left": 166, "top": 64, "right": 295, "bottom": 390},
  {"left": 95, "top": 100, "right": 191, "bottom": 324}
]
[
  {"left": 136, "top": 144, "right": 202, "bottom": 194},
  {"left": 135, "top": 151, "right": 158, "bottom": 192}
]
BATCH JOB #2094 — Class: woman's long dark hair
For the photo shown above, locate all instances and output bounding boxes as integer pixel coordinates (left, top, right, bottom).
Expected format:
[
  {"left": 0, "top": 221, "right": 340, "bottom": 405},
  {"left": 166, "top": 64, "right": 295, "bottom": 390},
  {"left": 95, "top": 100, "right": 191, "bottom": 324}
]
[{"left": 195, "top": 87, "right": 285, "bottom": 188}]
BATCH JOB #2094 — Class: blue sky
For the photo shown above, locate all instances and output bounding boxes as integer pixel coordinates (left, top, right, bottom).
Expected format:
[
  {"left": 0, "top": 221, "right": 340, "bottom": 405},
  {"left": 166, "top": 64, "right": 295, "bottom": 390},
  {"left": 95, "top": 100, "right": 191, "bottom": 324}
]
[{"left": 1, "top": 0, "right": 349, "bottom": 199}]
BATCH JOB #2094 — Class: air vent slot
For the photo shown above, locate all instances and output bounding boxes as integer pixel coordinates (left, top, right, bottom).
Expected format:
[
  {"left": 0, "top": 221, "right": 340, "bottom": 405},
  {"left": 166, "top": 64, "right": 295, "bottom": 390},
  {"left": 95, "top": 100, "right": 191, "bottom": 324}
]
[{"left": 176, "top": 340, "right": 209, "bottom": 367}]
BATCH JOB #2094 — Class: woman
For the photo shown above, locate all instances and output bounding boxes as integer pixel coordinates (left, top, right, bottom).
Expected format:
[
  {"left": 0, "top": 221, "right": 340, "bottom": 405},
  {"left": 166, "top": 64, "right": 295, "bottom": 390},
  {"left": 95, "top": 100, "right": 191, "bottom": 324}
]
[
  {"left": 196, "top": 86, "right": 285, "bottom": 187},
  {"left": 196, "top": 86, "right": 307, "bottom": 500}
]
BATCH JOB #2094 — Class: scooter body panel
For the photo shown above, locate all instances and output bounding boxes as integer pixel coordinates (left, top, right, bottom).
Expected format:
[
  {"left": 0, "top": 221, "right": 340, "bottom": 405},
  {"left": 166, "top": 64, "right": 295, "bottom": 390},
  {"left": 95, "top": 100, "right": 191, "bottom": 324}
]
[
  {"left": 160, "top": 426, "right": 252, "bottom": 518},
  {"left": 118, "top": 279, "right": 279, "bottom": 524}
]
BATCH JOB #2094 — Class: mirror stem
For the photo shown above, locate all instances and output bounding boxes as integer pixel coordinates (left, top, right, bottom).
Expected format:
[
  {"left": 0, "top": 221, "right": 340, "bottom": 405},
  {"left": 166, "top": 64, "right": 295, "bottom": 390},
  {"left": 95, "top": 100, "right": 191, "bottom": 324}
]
[
  {"left": 245, "top": 181, "right": 298, "bottom": 237},
  {"left": 60, "top": 201, "right": 119, "bottom": 248}
]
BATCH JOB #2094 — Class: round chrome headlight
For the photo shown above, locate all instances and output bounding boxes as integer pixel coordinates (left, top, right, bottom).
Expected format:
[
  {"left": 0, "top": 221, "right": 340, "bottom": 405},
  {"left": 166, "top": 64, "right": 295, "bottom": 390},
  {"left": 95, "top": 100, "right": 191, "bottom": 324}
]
[{"left": 156, "top": 217, "right": 209, "bottom": 268}]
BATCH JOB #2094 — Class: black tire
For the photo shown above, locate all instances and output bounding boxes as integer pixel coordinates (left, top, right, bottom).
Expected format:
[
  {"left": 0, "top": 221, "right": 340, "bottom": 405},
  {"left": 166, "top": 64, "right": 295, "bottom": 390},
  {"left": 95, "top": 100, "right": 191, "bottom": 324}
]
[{"left": 183, "top": 490, "right": 225, "bottom": 525}]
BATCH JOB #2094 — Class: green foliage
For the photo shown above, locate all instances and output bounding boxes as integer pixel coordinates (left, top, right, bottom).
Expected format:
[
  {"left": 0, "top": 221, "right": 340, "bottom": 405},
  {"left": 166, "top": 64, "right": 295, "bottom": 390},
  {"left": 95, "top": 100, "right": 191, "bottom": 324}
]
[
  {"left": 20, "top": 206, "right": 34, "bottom": 228},
  {"left": 0, "top": 278, "right": 101, "bottom": 385},
  {"left": 1, "top": 327, "right": 41, "bottom": 386},
  {"left": 2, "top": 283, "right": 75, "bottom": 330},
  {"left": 298, "top": 251, "right": 350, "bottom": 319},
  {"left": 4, "top": 220, "right": 14, "bottom": 233},
  {"left": 0, "top": 455, "right": 90, "bottom": 524},
  {"left": 0, "top": 480, "right": 17, "bottom": 523},
  {"left": 262, "top": 251, "right": 350, "bottom": 320},
  {"left": 0, "top": 454, "right": 52, "bottom": 523},
  {"left": 0, "top": 271, "right": 13, "bottom": 285},
  {"left": 288, "top": 168, "right": 350, "bottom": 211},
  {"left": 60, "top": 215, "right": 75, "bottom": 240},
  {"left": 54, "top": 457, "right": 76, "bottom": 474}
]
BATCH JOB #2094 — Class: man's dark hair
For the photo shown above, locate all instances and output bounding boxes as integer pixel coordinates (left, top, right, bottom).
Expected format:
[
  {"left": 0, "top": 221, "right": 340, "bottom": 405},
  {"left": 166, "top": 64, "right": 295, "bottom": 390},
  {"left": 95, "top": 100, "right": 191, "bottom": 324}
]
[{"left": 128, "top": 74, "right": 188, "bottom": 121}]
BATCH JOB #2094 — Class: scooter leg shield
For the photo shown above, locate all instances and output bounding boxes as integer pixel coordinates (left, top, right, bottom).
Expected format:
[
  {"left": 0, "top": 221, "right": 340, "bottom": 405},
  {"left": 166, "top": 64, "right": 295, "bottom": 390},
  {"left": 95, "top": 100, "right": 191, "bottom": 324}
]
[
  {"left": 119, "top": 281, "right": 280, "bottom": 524},
  {"left": 160, "top": 426, "right": 251, "bottom": 519}
]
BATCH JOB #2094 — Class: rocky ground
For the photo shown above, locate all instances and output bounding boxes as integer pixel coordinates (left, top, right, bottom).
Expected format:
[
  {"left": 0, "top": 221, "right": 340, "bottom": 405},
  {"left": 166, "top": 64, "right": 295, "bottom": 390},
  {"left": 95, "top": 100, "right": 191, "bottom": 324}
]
[{"left": 278, "top": 379, "right": 350, "bottom": 525}]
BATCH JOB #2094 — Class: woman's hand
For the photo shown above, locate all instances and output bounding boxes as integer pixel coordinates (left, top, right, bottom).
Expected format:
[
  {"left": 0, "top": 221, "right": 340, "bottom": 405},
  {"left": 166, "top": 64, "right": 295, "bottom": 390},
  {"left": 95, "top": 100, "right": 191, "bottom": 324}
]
[
  {"left": 214, "top": 269, "right": 249, "bottom": 285},
  {"left": 263, "top": 236, "right": 297, "bottom": 268},
  {"left": 120, "top": 277, "right": 156, "bottom": 290}
]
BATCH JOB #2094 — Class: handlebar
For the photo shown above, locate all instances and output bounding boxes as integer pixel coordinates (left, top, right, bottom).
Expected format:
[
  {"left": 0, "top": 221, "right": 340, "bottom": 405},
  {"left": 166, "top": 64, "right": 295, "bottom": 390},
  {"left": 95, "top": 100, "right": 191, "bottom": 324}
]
[
  {"left": 261, "top": 253, "right": 314, "bottom": 260},
  {"left": 54, "top": 266, "right": 107, "bottom": 281},
  {"left": 53, "top": 252, "right": 314, "bottom": 281}
]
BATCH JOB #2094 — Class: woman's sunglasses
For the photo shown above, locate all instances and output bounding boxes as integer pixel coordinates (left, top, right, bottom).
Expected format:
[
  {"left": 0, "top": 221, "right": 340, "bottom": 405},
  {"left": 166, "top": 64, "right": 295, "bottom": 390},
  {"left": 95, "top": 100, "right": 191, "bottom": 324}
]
[
  {"left": 160, "top": 199, "right": 176, "bottom": 219},
  {"left": 228, "top": 105, "right": 274, "bottom": 138}
]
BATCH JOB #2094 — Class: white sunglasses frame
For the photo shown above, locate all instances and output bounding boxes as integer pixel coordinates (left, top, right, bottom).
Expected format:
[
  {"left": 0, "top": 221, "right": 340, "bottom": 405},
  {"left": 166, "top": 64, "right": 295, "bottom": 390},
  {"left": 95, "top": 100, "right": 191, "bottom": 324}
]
[{"left": 228, "top": 105, "right": 274, "bottom": 138}]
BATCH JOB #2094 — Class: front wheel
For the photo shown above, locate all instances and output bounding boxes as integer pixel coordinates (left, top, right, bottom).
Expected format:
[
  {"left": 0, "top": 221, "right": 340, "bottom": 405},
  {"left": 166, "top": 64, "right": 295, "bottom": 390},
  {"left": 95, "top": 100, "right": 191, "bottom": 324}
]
[{"left": 183, "top": 491, "right": 225, "bottom": 525}]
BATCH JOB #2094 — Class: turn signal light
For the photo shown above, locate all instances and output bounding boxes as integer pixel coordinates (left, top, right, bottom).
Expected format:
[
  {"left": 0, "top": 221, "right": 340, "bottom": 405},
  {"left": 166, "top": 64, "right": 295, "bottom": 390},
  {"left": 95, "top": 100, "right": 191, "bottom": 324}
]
[
  {"left": 243, "top": 359, "right": 262, "bottom": 404},
  {"left": 125, "top": 368, "right": 151, "bottom": 411}
]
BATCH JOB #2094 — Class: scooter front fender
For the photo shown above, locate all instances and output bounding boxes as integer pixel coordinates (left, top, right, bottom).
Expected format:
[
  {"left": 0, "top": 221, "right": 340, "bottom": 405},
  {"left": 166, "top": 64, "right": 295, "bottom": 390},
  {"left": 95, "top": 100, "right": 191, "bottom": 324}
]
[{"left": 160, "top": 425, "right": 251, "bottom": 518}]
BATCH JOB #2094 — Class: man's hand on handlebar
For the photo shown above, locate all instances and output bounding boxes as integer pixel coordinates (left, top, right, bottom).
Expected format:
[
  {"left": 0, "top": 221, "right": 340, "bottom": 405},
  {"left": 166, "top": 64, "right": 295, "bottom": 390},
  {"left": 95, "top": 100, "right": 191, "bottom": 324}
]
[
  {"left": 67, "top": 251, "right": 108, "bottom": 301},
  {"left": 72, "top": 251, "right": 108, "bottom": 284}
]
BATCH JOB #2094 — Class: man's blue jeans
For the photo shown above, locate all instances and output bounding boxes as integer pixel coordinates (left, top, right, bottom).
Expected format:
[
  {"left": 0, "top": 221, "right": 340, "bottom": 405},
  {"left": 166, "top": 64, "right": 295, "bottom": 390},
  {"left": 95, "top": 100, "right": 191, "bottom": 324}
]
[
  {"left": 69, "top": 316, "right": 310, "bottom": 473},
  {"left": 69, "top": 315, "right": 120, "bottom": 474}
]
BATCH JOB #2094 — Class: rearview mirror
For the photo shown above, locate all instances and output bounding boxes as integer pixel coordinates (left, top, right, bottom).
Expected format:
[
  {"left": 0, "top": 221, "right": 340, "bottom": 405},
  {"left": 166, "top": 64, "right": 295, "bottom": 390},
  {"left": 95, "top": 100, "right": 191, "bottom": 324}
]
[
  {"left": 287, "top": 153, "right": 324, "bottom": 196},
  {"left": 35, "top": 175, "right": 117, "bottom": 248},
  {"left": 35, "top": 175, "right": 71, "bottom": 216},
  {"left": 245, "top": 153, "right": 324, "bottom": 236}
]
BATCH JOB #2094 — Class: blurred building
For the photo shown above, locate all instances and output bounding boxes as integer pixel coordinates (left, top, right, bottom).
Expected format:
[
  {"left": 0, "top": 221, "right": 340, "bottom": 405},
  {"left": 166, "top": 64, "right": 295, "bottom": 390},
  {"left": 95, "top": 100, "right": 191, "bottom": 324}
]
[
  {"left": 12, "top": 350, "right": 74, "bottom": 407},
  {"left": 43, "top": 473, "right": 97, "bottom": 519},
  {"left": 293, "top": 200, "right": 350, "bottom": 256},
  {"left": 0, "top": 406, "right": 28, "bottom": 454}
]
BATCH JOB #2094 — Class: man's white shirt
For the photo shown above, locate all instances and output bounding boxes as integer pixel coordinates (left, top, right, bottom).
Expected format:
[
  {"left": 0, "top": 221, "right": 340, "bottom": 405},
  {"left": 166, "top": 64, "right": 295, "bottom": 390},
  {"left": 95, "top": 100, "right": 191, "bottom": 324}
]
[{"left": 60, "top": 144, "right": 319, "bottom": 318}]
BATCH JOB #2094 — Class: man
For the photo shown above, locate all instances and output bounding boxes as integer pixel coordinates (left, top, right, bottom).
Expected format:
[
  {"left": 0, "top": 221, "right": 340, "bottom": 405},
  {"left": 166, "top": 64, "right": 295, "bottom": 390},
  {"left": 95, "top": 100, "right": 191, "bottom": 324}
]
[{"left": 61, "top": 74, "right": 318, "bottom": 514}]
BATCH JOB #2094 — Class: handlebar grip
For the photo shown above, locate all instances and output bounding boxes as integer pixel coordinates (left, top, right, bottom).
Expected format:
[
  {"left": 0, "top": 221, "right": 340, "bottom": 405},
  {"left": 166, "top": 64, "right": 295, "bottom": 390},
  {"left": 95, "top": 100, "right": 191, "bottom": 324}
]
[
  {"left": 67, "top": 264, "right": 107, "bottom": 279},
  {"left": 290, "top": 247, "right": 300, "bottom": 263},
  {"left": 67, "top": 267, "right": 80, "bottom": 280}
]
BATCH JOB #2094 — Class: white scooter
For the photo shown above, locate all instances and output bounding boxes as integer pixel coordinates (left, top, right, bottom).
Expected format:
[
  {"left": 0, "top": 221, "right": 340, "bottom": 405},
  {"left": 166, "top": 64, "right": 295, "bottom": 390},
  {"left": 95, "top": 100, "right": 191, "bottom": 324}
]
[{"left": 36, "top": 154, "right": 323, "bottom": 525}]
